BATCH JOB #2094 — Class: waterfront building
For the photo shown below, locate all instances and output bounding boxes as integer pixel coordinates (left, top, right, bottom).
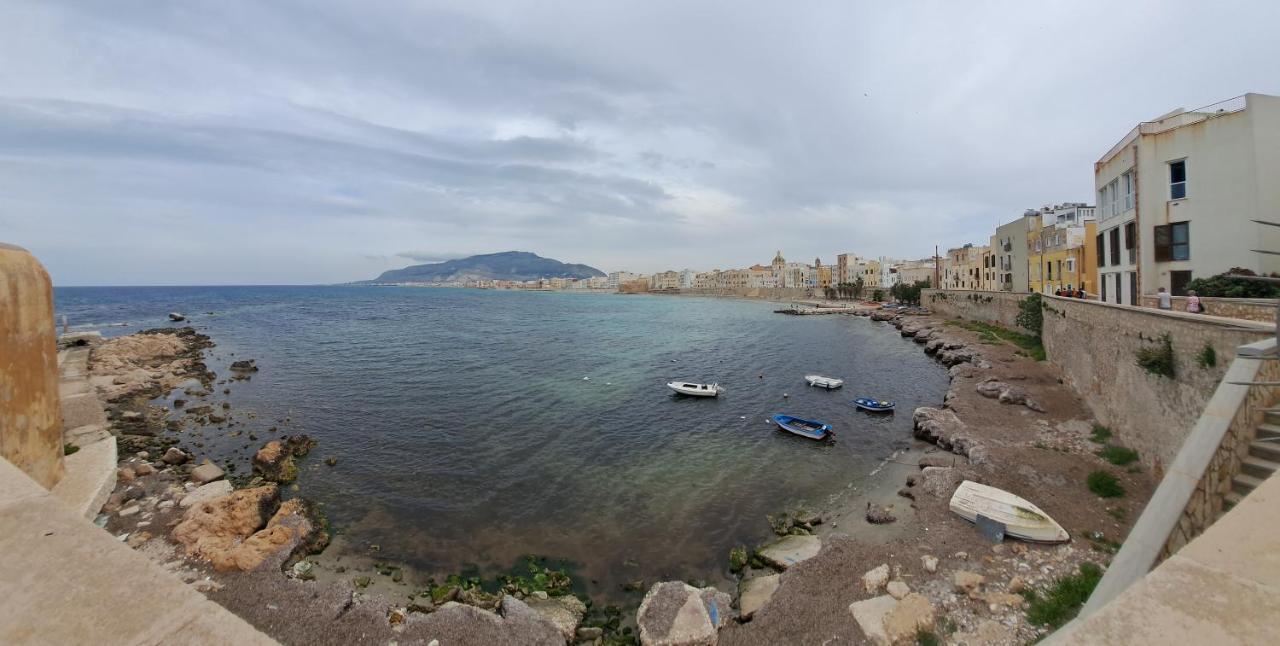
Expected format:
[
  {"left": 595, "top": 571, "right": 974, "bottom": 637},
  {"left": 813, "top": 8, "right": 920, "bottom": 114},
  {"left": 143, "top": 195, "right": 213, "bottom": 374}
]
[
  {"left": 1029, "top": 221, "right": 1099, "bottom": 294},
  {"left": 607, "top": 271, "right": 639, "bottom": 289},
  {"left": 649, "top": 271, "right": 680, "bottom": 291},
  {"left": 1095, "top": 92, "right": 1280, "bottom": 303},
  {"left": 943, "top": 244, "right": 985, "bottom": 290},
  {"left": 896, "top": 258, "right": 937, "bottom": 287},
  {"left": 836, "top": 252, "right": 862, "bottom": 285},
  {"left": 679, "top": 269, "right": 696, "bottom": 289},
  {"left": 991, "top": 211, "right": 1042, "bottom": 292}
]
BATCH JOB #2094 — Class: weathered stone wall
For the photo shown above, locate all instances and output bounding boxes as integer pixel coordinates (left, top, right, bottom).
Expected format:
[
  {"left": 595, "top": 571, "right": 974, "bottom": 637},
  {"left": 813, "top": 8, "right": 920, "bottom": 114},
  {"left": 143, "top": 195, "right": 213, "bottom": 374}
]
[
  {"left": 674, "top": 287, "right": 815, "bottom": 301},
  {"left": 1040, "top": 295, "right": 1271, "bottom": 475},
  {"left": 1139, "top": 294, "right": 1277, "bottom": 324},
  {"left": 0, "top": 243, "right": 65, "bottom": 488},
  {"left": 920, "top": 289, "right": 1034, "bottom": 333},
  {"left": 1161, "top": 353, "right": 1280, "bottom": 557}
]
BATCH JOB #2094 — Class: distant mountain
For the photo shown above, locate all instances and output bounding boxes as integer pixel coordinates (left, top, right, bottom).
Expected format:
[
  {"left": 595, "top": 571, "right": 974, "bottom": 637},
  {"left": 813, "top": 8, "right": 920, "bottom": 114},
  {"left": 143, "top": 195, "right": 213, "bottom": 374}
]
[{"left": 371, "top": 251, "right": 606, "bottom": 283}]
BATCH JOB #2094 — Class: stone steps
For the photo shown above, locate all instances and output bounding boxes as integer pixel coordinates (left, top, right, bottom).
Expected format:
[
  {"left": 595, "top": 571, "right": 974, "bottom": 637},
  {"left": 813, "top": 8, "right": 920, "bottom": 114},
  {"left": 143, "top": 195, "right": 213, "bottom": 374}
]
[
  {"left": 1240, "top": 455, "right": 1280, "bottom": 479},
  {"left": 1257, "top": 422, "right": 1280, "bottom": 441},
  {"left": 1232, "top": 472, "right": 1265, "bottom": 497},
  {"left": 1249, "top": 438, "right": 1280, "bottom": 462}
]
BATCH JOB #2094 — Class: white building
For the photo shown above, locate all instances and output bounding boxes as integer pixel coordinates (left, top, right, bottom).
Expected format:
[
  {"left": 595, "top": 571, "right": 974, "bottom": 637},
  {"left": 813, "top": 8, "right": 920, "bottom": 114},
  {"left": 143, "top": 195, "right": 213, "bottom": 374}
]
[
  {"left": 607, "top": 271, "right": 639, "bottom": 289},
  {"left": 679, "top": 269, "right": 696, "bottom": 289},
  {"left": 1095, "top": 93, "right": 1280, "bottom": 304}
]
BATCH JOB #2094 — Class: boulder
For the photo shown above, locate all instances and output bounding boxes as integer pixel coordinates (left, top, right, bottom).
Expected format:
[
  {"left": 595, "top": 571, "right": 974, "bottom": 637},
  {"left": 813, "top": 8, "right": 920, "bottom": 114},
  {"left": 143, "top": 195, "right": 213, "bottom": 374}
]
[
  {"left": 162, "top": 447, "right": 189, "bottom": 465},
  {"left": 848, "top": 595, "right": 896, "bottom": 645},
  {"left": 230, "top": 359, "right": 258, "bottom": 372},
  {"left": 918, "top": 454, "right": 963, "bottom": 468},
  {"left": 912, "top": 407, "right": 967, "bottom": 448},
  {"left": 882, "top": 593, "right": 935, "bottom": 645},
  {"left": 180, "top": 480, "right": 234, "bottom": 508},
  {"left": 865, "top": 503, "right": 896, "bottom": 524},
  {"left": 738, "top": 574, "right": 780, "bottom": 619},
  {"left": 524, "top": 595, "right": 586, "bottom": 642},
  {"left": 1007, "top": 576, "right": 1026, "bottom": 594},
  {"left": 637, "top": 581, "right": 733, "bottom": 646},
  {"left": 252, "top": 441, "right": 298, "bottom": 483},
  {"left": 756, "top": 534, "right": 822, "bottom": 570},
  {"left": 953, "top": 571, "right": 985, "bottom": 596},
  {"left": 919, "top": 467, "right": 963, "bottom": 498},
  {"left": 171, "top": 485, "right": 279, "bottom": 570},
  {"left": 924, "top": 338, "right": 945, "bottom": 355},
  {"left": 886, "top": 581, "right": 910, "bottom": 600},
  {"left": 134, "top": 463, "right": 155, "bottom": 477},
  {"left": 862, "top": 564, "right": 890, "bottom": 593},
  {"left": 189, "top": 460, "right": 225, "bottom": 485},
  {"left": 285, "top": 434, "right": 316, "bottom": 457},
  {"left": 975, "top": 379, "right": 1006, "bottom": 399},
  {"left": 921, "top": 555, "right": 938, "bottom": 573}
]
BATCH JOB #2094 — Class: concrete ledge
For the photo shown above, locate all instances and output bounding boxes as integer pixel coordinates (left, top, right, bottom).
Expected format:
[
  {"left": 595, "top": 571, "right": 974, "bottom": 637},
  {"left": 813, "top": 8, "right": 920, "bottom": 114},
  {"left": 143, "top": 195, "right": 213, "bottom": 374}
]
[
  {"left": 51, "top": 437, "right": 117, "bottom": 520},
  {"left": 0, "top": 458, "right": 276, "bottom": 645}
]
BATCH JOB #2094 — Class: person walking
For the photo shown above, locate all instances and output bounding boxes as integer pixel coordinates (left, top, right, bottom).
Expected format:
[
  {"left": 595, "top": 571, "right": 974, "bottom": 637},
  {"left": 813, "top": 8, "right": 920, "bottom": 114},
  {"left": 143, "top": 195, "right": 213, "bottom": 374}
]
[
  {"left": 1157, "top": 287, "right": 1172, "bottom": 310},
  {"left": 1187, "top": 290, "right": 1203, "bottom": 314}
]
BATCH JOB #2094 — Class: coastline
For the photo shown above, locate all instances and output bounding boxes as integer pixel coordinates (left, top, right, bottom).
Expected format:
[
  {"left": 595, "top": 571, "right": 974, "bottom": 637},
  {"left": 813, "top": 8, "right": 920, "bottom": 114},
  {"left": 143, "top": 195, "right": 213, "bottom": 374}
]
[{"left": 82, "top": 303, "right": 1154, "bottom": 645}]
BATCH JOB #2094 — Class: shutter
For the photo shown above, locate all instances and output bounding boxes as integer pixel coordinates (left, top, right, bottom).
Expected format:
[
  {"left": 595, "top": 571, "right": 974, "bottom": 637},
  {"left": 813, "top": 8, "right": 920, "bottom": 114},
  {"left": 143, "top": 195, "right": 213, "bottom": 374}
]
[{"left": 1153, "top": 225, "right": 1172, "bottom": 262}]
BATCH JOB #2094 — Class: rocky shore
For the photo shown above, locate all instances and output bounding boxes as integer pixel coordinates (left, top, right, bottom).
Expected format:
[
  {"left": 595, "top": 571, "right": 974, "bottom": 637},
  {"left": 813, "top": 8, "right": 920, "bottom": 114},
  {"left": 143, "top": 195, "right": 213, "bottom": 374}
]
[{"left": 82, "top": 308, "right": 1154, "bottom": 645}]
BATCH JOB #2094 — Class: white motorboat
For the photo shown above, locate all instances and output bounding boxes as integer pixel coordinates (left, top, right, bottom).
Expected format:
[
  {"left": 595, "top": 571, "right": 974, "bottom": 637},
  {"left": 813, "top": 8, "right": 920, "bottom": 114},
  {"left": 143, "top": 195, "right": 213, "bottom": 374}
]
[
  {"left": 949, "top": 480, "right": 1070, "bottom": 543},
  {"left": 805, "top": 375, "right": 844, "bottom": 390},
  {"left": 667, "top": 381, "right": 724, "bottom": 397}
]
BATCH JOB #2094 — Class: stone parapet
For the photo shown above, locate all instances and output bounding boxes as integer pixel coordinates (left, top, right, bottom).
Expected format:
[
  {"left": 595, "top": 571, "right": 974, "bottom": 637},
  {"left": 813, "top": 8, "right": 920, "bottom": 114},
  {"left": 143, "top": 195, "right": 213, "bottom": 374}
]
[{"left": 1140, "top": 294, "right": 1277, "bottom": 323}]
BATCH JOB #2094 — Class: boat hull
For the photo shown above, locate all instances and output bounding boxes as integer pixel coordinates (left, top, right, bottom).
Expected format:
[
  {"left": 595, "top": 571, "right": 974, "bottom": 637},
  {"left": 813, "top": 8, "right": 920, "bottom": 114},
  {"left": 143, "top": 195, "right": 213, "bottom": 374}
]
[
  {"left": 805, "top": 375, "right": 844, "bottom": 389},
  {"left": 853, "top": 398, "right": 896, "bottom": 412},
  {"left": 667, "top": 382, "right": 722, "bottom": 397},
  {"left": 949, "top": 480, "right": 1069, "bottom": 543},
  {"left": 771, "top": 414, "right": 830, "bottom": 440}
]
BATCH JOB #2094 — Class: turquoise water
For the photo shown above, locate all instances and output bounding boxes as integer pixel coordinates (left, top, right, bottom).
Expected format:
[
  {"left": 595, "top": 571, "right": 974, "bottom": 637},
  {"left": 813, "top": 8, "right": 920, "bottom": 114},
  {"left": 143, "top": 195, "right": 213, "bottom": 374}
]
[{"left": 54, "top": 286, "right": 948, "bottom": 594}]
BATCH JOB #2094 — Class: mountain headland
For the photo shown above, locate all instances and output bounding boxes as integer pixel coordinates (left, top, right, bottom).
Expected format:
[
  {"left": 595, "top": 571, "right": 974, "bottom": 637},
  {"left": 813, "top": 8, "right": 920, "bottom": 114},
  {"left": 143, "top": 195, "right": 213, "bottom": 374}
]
[{"left": 369, "top": 251, "right": 605, "bottom": 284}]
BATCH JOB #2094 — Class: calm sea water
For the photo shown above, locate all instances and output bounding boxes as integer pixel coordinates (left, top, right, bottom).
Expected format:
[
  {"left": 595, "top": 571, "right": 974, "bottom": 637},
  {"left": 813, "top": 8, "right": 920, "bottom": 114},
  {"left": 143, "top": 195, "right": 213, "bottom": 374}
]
[{"left": 54, "top": 286, "right": 948, "bottom": 596}]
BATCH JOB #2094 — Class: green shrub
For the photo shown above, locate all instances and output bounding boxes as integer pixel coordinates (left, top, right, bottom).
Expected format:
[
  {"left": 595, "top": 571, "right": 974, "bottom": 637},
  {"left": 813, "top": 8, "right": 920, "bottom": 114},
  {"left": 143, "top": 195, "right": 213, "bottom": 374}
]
[
  {"left": 1196, "top": 343, "right": 1217, "bottom": 369},
  {"left": 1185, "top": 268, "right": 1280, "bottom": 298},
  {"left": 1136, "top": 333, "right": 1175, "bottom": 378},
  {"left": 1098, "top": 445, "right": 1139, "bottom": 466},
  {"left": 1087, "top": 471, "right": 1125, "bottom": 498},
  {"left": 63, "top": 443, "right": 80, "bottom": 456},
  {"left": 916, "top": 630, "right": 940, "bottom": 646},
  {"left": 1022, "top": 562, "right": 1104, "bottom": 628},
  {"left": 1016, "top": 293, "right": 1043, "bottom": 336},
  {"left": 1089, "top": 425, "right": 1112, "bottom": 444}
]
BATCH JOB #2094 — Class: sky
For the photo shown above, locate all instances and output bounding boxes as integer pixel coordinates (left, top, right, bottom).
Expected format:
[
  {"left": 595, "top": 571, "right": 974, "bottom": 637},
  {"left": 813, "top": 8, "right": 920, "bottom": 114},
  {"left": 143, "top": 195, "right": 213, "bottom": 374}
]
[{"left": 2, "top": 1, "right": 1278, "bottom": 285}]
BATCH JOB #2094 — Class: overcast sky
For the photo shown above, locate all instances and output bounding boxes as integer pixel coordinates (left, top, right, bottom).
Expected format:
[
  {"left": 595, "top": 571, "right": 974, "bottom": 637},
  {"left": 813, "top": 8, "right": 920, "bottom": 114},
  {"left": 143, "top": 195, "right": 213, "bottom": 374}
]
[{"left": 2, "top": 1, "right": 1278, "bottom": 285}]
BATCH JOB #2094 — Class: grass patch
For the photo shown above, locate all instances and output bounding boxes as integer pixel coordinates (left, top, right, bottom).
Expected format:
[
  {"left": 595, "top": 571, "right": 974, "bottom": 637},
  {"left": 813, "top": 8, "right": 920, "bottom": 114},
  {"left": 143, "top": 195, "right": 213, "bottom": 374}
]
[
  {"left": 1089, "top": 424, "right": 1112, "bottom": 444},
  {"left": 1106, "top": 507, "right": 1127, "bottom": 522},
  {"left": 1136, "top": 332, "right": 1176, "bottom": 378},
  {"left": 1097, "top": 445, "right": 1139, "bottom": 466},
  {"left": 916, "top": 630, "right": 941, "bottom": 646},
  {"left": 1087, "top": 471, "right": 1125, "bottom": 498},
  {"left": 944, "top": 319, "right": 1046, "bottom": 361},
  {"left": 63, "top": 443, "right": 79, "bottom": 456},
  {"left": 1021, "top": 562, "right": 1104, "bottom": 629},
  {"left": 1196, "top": 343, "right": 1217, "bottom": 368},
  {"left": 1086, "top": 530, "right": 1123, "bottom": 554}
]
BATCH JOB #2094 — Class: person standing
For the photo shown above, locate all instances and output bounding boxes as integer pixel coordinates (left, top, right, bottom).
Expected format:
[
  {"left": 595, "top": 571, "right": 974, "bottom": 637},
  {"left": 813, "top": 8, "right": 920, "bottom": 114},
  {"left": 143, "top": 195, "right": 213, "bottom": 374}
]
[
  {"left": 1157, "top": 287, "right": 1172, "bottom": 310},
  {"left": 1187, "top": 290, "right": 1203, "bottom": 314}
]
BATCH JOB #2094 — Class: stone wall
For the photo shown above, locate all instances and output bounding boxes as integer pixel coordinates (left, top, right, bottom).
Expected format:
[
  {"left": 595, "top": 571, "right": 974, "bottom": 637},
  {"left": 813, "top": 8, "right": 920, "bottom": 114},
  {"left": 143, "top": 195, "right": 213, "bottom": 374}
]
[
  {"left": 0, "top": 243, "right": 65, "bottom": 489},
  {"left": 1039, "top": 295, "right": 1272, "bottom": 475},
  {"left": 1139, "top": 294, "right": 1277, "bottom": 324},
  {"left": 674, "top": 287, "right": 815, "bottom": 301},
  {"left": 920, "top": 289, "right": 1034, "bottom": 333}
]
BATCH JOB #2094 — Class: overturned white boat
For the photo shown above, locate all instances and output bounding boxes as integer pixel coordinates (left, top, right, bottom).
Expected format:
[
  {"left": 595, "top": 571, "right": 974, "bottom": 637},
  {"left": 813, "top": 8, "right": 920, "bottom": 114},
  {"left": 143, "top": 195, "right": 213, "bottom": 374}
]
[
  {"left": 667, "top": 381, "right": 724, "bottom": 397},
  {"left": 949, "top": 480, "right": 1069, "bottom": 543},
  {"left": 805, "top": 375, "right": 844, "bottom": 390}
]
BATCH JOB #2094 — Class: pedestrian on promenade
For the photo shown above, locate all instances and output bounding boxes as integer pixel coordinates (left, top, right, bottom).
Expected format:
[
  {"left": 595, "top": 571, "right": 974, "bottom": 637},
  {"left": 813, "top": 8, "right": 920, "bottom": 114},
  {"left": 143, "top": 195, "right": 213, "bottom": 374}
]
[
  {"left": 1157, "top": 287, "right": 1172, "bottom": 310},
  {"left": 1187, "top": 290, "right": 1204, "bottom": 314}
]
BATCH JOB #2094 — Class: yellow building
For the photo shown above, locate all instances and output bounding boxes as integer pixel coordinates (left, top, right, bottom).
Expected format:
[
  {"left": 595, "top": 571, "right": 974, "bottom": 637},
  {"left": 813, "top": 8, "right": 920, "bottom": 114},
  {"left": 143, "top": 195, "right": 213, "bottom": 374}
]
[
  {"left": 943, "top": 244, "right": 985, "bottom": 290},
  {"left": 1029, "top": 222, "right": 1098, "bottom": 295}
]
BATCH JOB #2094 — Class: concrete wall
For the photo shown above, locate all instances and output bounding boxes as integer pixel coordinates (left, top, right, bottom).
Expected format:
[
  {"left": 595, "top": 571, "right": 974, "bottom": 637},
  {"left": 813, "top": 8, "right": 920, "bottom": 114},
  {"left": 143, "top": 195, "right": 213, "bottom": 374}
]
[
  {"left": 1138, "top": 294, "right": 1277, "bottom": 324},
  {"left": 675, "top": 287, "right": 815, "bottom": 301},
  {"left": 1041, "top": 295, "right": 1270, "bottom": 475},
  {"left": 921, "top": 289, "right": 1035, "bottom": 334},
  {"left": 0, "top": 243, "right": 64, "bottom": 489}
]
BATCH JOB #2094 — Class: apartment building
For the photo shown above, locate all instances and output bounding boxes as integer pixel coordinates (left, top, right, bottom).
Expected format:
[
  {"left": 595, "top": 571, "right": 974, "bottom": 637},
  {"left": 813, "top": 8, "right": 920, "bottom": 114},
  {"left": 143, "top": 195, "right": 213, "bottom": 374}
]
[{"left": 1095, "top": 93, "right": 1280, "bottom": 302}]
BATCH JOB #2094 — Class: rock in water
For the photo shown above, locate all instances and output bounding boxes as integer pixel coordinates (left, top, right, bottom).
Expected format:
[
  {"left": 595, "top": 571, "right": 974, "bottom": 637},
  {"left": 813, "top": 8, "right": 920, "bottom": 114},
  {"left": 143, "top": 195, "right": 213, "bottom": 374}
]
[
  {"left": 865, "top": 503, "right": 897, "bottom": 525},
  {"left": 524, "top": 595, "right": 586, "bottom": 642},
  {"left": 189, "top": 460, "right": 225, "bottom": 485},
  {"left": 252, "top": 440, "right": 298, "bottom": 483},
  {"left": 162, "top": 447, "right": 189, "bottom": 465},
  {"left": 637, "top": 581, "right": 733, "bottom": 646},
  {"left": 230, "top": 359, "right": 259, "bottom": 372}
]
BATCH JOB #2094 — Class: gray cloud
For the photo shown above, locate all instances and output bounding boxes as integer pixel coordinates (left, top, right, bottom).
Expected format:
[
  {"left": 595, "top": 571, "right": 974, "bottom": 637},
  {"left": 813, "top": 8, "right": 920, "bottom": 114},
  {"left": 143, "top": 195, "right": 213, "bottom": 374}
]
[{"left": 2, "top": 0, "right": 1279, "bottom": 285}]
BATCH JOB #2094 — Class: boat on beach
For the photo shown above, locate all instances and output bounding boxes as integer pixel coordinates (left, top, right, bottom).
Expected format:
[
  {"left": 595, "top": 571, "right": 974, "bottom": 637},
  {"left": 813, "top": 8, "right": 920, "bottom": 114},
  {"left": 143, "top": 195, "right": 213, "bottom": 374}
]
[
  {"left": 805, "top": 375, "right": 844, "bottom": 389},
  {"left": 853, "top": 397, "right": 895, "bottom": 412},
  {"left": 948, "top": 480, "right": 1070, "bottom": 543},
  {"left": 667, "top": 382, "right": 724, "bottom": 397},
  {"left": 771, "top": 414, "right": 831, "bottom": 440}
]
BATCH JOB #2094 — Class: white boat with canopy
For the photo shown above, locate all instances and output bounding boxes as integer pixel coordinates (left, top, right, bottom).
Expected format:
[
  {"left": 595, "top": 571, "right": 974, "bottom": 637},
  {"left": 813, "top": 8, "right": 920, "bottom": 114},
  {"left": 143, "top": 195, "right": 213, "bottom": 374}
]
[
  {"left": 805, "top": 375, "right": 844, "bottom": 389},
  {"left": 667, "top": 382, "right": 724, "bottom": 397}
]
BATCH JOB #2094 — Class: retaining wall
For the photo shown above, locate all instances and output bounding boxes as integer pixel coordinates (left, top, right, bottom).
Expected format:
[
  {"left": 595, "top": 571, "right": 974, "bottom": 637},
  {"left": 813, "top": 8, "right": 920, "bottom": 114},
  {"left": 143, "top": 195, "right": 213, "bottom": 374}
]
[
  {"left": 673, "top": 287, "right": 815, "bottom": 301},
  {"left": 0, "top": 243, "right": 64, "bottom": 488},
  {"left": 1139, "top": 294, "right": 1277, "bottom": 324},
  {"left": 921, "top": 289, "right": 1034, "bottom": 333}
]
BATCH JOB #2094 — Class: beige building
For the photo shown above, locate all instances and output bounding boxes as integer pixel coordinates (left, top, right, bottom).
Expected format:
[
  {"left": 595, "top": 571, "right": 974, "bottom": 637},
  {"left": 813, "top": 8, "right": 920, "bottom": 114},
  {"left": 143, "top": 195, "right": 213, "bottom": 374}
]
[
  {"left": 896, "top": 257, "right": 937, "bottom": 287},
  {"left": 943, "top": 244, "right": 986, "bottom": 290},
  {"left": 1095, "top": 92, "right": 1280, "bottom": 303}
]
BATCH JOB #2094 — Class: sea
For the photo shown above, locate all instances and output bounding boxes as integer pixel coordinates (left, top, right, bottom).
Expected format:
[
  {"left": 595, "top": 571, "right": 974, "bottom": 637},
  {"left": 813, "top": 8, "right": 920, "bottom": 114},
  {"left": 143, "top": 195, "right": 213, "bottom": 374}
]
[{"left": 54, "top": 286, "right": 949, "bottom": 598}]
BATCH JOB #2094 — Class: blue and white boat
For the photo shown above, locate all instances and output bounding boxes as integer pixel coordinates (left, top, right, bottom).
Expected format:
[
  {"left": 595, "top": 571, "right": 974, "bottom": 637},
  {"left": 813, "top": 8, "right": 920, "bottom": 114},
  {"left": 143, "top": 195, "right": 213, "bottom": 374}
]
[
  {"left": 853, "top": 397, "right": 896, "bottom": 412},
  {"left": 771, "top": 414, "right": 831, "bottom": 440}
]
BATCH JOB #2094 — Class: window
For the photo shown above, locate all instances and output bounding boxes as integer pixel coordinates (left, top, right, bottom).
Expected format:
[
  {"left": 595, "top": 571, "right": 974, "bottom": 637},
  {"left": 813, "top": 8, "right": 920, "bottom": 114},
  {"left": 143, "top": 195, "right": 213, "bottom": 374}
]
[
  {"left": 1170, "top": 160, "right": 1187, "bottom": 199},
  {"left": 1098, "top": 185, "right": 1109, "bottom": 218},
  {"left": 1171, "top": 270, "right": 1192, "bottom": 296},
  {"left": 1129, "top": 273, "right": 1138, "bottom": 305},
  {"left": 1109, "top": 179, "right": 1120, "bottom": 216},
  {"left": 1066, "top": 258, "right": 1075, "bottom": 274},
  {"left": 1124, "top": 221, "right": 1136, "bottom": 264},
  {"left": 1122, "top": 172, "right": 1134, "bottom": 211},
  {"left": 1109, "top": 228, "right": 1120, "bottom": 265},
  {"left": 1154, "top": 222, "right": 1190, "bottom": 262},
  {"left": 1047, "top": 262, "right": 1053, "bottom": 280},
  {"left": 1101, "top": 273, "right": 1108, "bottom": 301},
  {"left": 1097, "top": 233, "right": 1106, "bottom": 268}
]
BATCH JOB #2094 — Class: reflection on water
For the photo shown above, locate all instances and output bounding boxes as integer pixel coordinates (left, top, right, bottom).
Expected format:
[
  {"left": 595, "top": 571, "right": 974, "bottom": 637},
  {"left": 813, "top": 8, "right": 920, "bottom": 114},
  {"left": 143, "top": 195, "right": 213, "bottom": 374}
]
[{"left": 55, "top": 286, "right": 948, "bottom": 597}]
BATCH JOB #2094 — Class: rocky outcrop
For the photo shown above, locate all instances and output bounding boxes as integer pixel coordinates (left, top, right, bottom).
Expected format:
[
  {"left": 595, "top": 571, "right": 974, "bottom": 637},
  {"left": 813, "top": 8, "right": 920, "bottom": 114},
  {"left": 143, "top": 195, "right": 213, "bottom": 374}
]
[
  {"left": 913, "top": 407, "right": 986, "bottom": 460},
  {"left": 252, "top": 441, "right": 298, "bottom": 483},
  {"left": 189, "top": 460, "right": 225, "bottom": 485},
  {"left": 637, "top": 582, "right": 733, "bottom": 646},
  {"left": 179, "top": 480, "right": 233, "bottom": 508},
  {"left": 172, "top": 485, "right": 279, "bottom": 570},
  {"left": 976, "top": 379, "right": 1045, "bottom": 413},
  {"left": 523, "top": 595, "right": 586, "bottom": 642},
  {"left": 919, "top": 467, "right": 964, "bottom": 498},
  {"left": 229, "top": 359, "right": 258, "bottom": 372}
]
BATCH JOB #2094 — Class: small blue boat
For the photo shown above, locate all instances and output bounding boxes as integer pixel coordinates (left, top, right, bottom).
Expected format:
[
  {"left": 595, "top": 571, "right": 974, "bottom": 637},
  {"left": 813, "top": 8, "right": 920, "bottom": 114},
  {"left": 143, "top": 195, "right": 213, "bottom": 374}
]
[
  {"left": 853, "top": 397, "right": 896, "bottom": 413},
  {"left": 771, "top": 414, "right": 831, "bottom": 440}
]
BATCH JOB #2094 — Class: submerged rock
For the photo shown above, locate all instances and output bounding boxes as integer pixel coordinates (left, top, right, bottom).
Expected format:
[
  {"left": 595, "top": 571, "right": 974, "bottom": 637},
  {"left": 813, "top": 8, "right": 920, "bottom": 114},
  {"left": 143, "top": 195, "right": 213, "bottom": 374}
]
[
  {"left": 865, "top": 503, "right": 897, "bottom": 525},
  {"left": 637, "top": 581, "right": 733, "bottom": 646},
  {"left": 252, "top": 441, "right": 298, "bottom": 483}
]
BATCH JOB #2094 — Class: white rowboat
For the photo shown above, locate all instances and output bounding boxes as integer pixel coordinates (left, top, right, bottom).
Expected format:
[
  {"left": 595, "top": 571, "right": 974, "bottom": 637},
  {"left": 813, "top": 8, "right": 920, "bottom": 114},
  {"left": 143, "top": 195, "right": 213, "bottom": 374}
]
[
  {"left": 805, "top": 375, "right": 844, "bottom": 389},
  {"left": 667, "top": 382, "right": 724, "bottom": 397},
  {"left": 948, "top": 481, "right": 1070, "bottom": 543}
]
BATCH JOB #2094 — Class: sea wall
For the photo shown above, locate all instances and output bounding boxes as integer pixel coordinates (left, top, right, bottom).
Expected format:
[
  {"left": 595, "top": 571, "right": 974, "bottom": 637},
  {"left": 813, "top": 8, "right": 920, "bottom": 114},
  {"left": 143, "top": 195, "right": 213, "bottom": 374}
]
[
  {"left": 1138, "top": 294, "right": 1277, "bottom": 324},
  {"left": 1039, "top": 295, "right": 1271, "bottom": 475},
  {"left": 673, "top": 287, "right": 815, "bottom": 301},
  {"left": 920, "top": 289, "right": 1034, "bottom": 334},
  {"left": 0, "top": 243, "right": 65, "bottom": 489}
]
